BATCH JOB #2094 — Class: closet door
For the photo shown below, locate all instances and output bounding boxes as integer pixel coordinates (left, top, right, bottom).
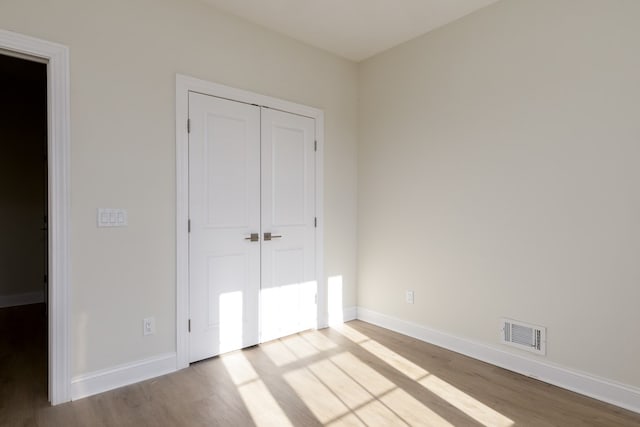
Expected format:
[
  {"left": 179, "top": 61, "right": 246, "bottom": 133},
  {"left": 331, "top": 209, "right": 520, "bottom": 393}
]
[
  {"left": 260, "top": 107, "right": 316, "bottom": 342},
  {"left": 188, "top": 93, "right": 261, "bottom": 362}
]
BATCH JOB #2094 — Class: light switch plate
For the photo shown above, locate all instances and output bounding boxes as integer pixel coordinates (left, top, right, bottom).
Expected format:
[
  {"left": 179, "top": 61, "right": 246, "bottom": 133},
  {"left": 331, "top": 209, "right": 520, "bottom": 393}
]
[{"left": 97, "top": 208, "right": 128, "bottom": 227}]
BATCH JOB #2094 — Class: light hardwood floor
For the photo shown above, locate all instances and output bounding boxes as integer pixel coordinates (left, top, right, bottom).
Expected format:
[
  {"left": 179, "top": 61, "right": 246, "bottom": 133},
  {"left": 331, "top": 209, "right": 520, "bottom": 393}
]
[{"left": 1, "top": 305, "right": 639, "bottom": 426}]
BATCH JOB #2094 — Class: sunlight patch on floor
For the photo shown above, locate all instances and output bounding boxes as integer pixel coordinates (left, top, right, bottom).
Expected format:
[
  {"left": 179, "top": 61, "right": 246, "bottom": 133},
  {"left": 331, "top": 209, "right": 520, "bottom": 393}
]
[
  {"left": 261, "top": 329, "right": 337, "bottom": 368},
  {"left": 261, "top": 339, "right": 300, "bottom": 367},
  {"left": 380, "top": 388, "right": 454, "bottom": 427},
  {"left": 420, "top": 374, "right": 513, "bottom": 427},
  {"left": 318, "top": 353, "right": 451, "bottom": 426},
  {"left": 281, "top": 333, "right": 321, "bottom": 360},
  {"left": 237, "top": 379, "right": 294, "bottom": 427},
  {"left": 222, "top": 351, "right": 293, "bottom": 426},
  {"left": 360, "top": 339, "right": 429, "bottom": 380},
  {"left": 336, "top": 324, "right": 514, "bottom": 427},
  {"left": 327, "top": 414, "right": 366, "bottom": 426},
  {"left": 221, "top": 351, "right": 258, "bottom": 386},
  {"left": 330, "top": 352, "right": 395, "bottom": 396},
  {"left": 282, "top": 349, "right": 455, "bottom": 426},
  {"left": 284, "top": 366, "right": 352, "bottom": 424},
  {"left": 309, "top": 358, "right": 376, "bottom": 409},
  {"left": 329, "top": 352, "right": 453, "bottom": 426},
  {"left": 335, "top": 323, "right": 369, "bottom": 344},
  {"left": 224, "top": 323, "right": 514, "bottom": 427},
  {"left": 300, "top": 329, "right": 339, "bottom": 352}
]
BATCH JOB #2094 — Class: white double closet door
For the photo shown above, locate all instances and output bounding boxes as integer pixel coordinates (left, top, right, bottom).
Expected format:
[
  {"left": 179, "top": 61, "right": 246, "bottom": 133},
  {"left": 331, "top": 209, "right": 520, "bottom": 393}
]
[{"left": 188, "top": 92, "right": 317, "bottom": 363}]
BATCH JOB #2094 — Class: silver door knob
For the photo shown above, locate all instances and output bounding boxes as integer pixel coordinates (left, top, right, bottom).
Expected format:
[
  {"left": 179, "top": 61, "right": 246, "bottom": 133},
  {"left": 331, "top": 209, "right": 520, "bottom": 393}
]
[
  {"left": 244, "top": 233, "right": 259, "bottom": 242},
  {"left": 263, "top": 232, "right": 282, "bottom": 241}
]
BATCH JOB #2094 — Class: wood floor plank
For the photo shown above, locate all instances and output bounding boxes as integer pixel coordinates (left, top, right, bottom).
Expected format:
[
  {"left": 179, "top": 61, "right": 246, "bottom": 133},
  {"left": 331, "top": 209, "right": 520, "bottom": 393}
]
[{"left": 2, "top": 305, "right": 640, "bottom": 426}]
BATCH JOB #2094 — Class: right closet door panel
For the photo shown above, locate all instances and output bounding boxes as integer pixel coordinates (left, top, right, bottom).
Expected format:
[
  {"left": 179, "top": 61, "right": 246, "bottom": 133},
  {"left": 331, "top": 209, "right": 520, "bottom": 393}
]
[{"left": 260, "top": 107, "right": 317, "bottom": 342}]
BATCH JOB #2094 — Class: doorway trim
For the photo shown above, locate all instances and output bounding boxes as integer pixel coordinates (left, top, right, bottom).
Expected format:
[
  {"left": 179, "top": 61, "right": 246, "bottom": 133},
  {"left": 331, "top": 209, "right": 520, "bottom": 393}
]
[
  {"left": 175, "top": 74, "right": 325, "bottom": 369},
  {"left": 0, "top": 29, "right": 71, "bottom": 404}
]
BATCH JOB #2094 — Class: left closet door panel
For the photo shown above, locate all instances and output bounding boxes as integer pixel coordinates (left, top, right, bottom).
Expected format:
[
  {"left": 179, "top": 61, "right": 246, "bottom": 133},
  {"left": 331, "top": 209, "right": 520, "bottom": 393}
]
[{"left": 188, "top": 92, "right": 261, "bottom": 362}]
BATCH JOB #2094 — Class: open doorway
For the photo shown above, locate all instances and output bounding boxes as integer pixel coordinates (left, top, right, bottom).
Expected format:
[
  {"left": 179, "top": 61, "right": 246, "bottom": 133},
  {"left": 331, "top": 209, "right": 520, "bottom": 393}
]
[{"left": 0, "top": 52, "right": 49, "bottom": 411}]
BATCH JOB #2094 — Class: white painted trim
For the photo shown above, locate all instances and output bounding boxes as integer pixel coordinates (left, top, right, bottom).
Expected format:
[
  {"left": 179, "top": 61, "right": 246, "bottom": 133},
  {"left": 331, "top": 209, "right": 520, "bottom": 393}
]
[
  {"left": 356, "top": 307, "right": 640, "bottom": 415},
  {"left": 0, "top": 291, "right": 45, "bottom": 308},
  {"left": 71, "top": 353, "right": 176, "bottom": 400},
  {"left": 327, "top": 306, "right": 357, "bottom": 326},
  {"left": 0, "top": 29, "right": 71, "bottom": 405},
  {"left": 176, "top": 74, "right": 325, "bottom": 369},
  {"left": 175, "top": 77, "right": 190, "bottom": 370},
  {"left": 343, "top": 306, "right": 358, "bottom": 322},
  {"left": 314, "top": 110, "right": 327, "bottom": 330},
  {"left": 0, "top": 47, "right": 48, "bottom": 63}
]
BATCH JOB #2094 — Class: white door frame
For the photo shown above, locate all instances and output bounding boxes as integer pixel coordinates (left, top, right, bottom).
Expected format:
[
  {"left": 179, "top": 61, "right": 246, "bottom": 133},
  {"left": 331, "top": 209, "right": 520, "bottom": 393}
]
[
  {"left": 0, "top": 29, "right": 72, "bottom": 404},
  {"left": 175, "top": 74, "right": 325, "bottom": 369}
]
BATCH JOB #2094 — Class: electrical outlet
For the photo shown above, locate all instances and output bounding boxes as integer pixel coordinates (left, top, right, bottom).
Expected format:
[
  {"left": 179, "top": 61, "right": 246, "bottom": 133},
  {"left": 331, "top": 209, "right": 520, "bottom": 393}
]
[
  {"left": 405, "top": 290, "right": 414, "bottom": 304},
  {"left": 143, "top": 317, "right": 155, "bottom": 336}
]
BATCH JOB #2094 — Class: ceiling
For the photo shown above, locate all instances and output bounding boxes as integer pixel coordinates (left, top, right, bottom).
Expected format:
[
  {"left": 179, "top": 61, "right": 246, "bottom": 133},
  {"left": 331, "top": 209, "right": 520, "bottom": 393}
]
[{"left": 200, "top": 0, "right": 501, "bottom": 61}]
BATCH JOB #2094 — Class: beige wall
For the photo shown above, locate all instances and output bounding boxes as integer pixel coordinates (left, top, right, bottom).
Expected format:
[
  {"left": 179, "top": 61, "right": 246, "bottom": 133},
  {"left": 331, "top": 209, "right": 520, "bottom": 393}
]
[
  {"left": 359, "top": 0, "right": 640, "bottom": 387},
  {"left": 0, "top": 0, "right": 358, "bottom": 376},
  {"left": 0, "top": 56, "right": 47, "bottom": 300}
]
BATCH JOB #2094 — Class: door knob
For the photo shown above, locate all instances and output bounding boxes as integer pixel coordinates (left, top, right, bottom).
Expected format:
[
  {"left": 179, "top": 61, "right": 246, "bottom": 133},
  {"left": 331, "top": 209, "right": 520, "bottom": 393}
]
[
  {"left": 244, "top": 233, "right": 259, "bottom": 242},
  {"left": 263, "top": 232, "right": 282, "bottom": 241}
]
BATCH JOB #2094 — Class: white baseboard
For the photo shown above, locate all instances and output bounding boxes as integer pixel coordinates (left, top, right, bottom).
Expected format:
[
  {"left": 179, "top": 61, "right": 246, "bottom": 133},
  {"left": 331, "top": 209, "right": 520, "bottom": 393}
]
[
  {"left": 343, "top": 306, "right": 357, "bottom": 322},
  {"left": 356, "top": 307, "right": 640, "bottom": 415},
  {"left": 71, "top": 353, "right": 177, "bottom": 400},
  {"left": 325, "top": 306, "right": 358, "bottom": 327},
  {"left": 0, "top": 291, "right": 44, "bottom": 308}
]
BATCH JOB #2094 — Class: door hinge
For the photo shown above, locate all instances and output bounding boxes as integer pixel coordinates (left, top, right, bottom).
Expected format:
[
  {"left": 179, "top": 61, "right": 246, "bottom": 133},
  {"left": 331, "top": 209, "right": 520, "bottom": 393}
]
[
  {"left": 314, "top": 217, "right": 317, "bottom": 228},
  {"left": 188, "top": 319, "right": 191, "bottom": 333},
  {"left": 187, "top": 118, "right": 191, "bottom": 134},
  {"left": 188, "top": 219, "right": 191, "bottom": 233},
  {"left": 314, "top": 140, "right": 317, "bottom": 152},
  {"left": 44, "top": 274, "right": 48, "bottom": 284},
  {"left": 314, "top": 293, "right": 317, "bottom": 304}
]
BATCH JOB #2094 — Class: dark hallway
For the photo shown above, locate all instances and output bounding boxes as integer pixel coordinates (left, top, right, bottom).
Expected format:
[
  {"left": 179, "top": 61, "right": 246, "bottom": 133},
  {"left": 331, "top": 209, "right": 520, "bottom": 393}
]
[
  {"left": 0, "top": 304, "right": 48, "bottom": 424},
  {"left": 0, "top": 52, "right": 49, "bottom": 423}
]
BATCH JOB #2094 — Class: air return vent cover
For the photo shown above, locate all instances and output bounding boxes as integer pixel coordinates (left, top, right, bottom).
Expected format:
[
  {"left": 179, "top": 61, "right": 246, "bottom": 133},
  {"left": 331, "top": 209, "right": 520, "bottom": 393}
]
[{"left": 500, "top": 318, "right": 546, "bottom": 355}]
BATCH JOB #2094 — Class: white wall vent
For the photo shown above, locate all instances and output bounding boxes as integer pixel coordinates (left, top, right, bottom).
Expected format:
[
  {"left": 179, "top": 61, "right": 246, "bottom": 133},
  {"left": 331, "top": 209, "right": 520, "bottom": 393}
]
[{"left": 500, "top": 318, "right": 546, "bottom": 355}]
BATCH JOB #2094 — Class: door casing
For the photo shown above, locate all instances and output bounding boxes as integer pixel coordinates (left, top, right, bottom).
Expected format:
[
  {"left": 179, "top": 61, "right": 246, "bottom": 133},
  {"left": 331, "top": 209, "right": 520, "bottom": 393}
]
[
  {"left": 0, "top": 29, "right": 72, "bottom": 405},
  {"left": 175, "top": 74, "right": 325, "bottom": 369}
]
